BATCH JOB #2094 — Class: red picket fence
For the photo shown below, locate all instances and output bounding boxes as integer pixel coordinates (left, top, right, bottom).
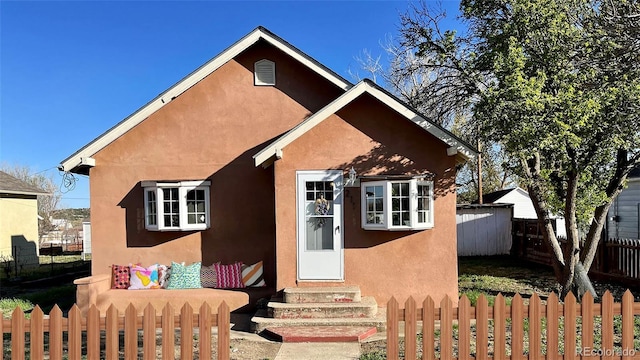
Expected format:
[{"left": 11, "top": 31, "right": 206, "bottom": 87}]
[
  {"left": 1, "top": 302, "right": 230, "bottom": 360},
  {"left": 387, "top": 291, "right": 639, "bottom": 359}
]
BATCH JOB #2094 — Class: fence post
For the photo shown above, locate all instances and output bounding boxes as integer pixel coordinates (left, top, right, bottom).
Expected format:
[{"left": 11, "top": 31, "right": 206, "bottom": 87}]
[
  {"left": 143, "top": 304, "right": 156, "bottom": 360},
  {"left": 622, "top": 290, "right": 634, "bottom": 358},
  {"left": 125, "top": 304, "right": 137, "bottom": 360},
  {"left": 218, "top": 301, "right": 230, "bottom": 360},
  {"left": 422, "top": 297, "right": 435, "bottom": 360},
  {"left": 180, "top": 303, "right": 194, "bottom": 360},
  {"left": 546, "top": 293, "right": 559, "bottom": 357},
  {"left": 49, "top": 305, "right": 63, "bottom": 360},
  {"left": 161, "top": 304, "right": 175, "bottom": 360},
  {"left": 105, "top": 305, "right": 119, "bottom": 360},
  {"left": 30, "top": 306, "right": 44, "bottom": 360},
  {"left": 87, "top": 305, "right": 101, "bottom": 360},
  {"left": 602, "top": 291, "right": 614, "bottom": 360},
  {"left": 11, "top": 307, "right": 25, "bottom": 360},
  {"left": 440, "top": 296, "right": 453, "bottom": 359},
  {"left": 386, "top": 297, "right": 399, "bottom": 360},
  {"left": 68, "top": 305, "right": 82, "bottom": 360},
  {"left": 404, "top": 297, "right": 417, "bottom": 360},
  {"left": 581, "top": 292, "right": 594, "bottom": 351},
  {"left": 494, "top": 294, "right": 506, "bottom": 359},
  {"left": 476, "top": 295, "right": 488, "bottom": 360},
  {"left": 511, "top": 294, "right": 523, "bottom": 360},
  {"left": 199, "top": 303, "right": 212, "bottom": 360},
  {"left": 528, "top": 293, "right": 541, "bottom": 358},
  {"left": 458, "top": 295, "right": 471, "bottom": 359},
  {"left": 564, "top": 293, "right": 577, "bottom": 360}
]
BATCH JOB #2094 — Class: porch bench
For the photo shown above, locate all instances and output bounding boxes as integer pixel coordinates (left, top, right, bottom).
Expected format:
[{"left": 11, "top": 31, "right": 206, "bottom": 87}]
[{"left": 74, "top": 274, "right": 250, "bottom": 315}]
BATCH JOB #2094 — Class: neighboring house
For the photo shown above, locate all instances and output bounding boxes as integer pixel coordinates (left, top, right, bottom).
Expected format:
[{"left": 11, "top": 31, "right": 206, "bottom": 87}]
[
  {"left": 478, "top": 187, "right": 567, "bottom": 238},
  {"left": 0, "top": 170, "right": 49, "bottom": 270},
  {"left": 59, "top": 27, "right": 476, "bottom": 307},
  {"left": 608, "top": 167, "right": 640, "bottom": 239}
]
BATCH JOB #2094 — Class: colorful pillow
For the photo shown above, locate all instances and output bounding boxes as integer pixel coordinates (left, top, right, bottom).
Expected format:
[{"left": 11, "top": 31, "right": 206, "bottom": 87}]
[
  {"left": 157, "top": 264, "right": 170, "bottom": 288},
  {"left": 200, "top": 264, "right": 218, "bottom": 288},
  {"left": 111, "top": 264, "right": 131, "bottom": 289},
  {"left": 129, "top": 264, "right": 160, "bottom": 289},
  {"left": 214, "top": 262, "right": 245, "bottom": 289},
  {"left": 242, "top": 261, "right": 266, "bottom": 287},
  {"left": 166, "top": 261, "right": 202, "bottom": 289}
]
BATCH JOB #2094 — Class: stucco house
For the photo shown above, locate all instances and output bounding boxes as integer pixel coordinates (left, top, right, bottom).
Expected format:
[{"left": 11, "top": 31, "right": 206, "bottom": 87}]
[
  {"left": 607, "top": 167, "right": 640, "bottom": 239},
  {"left": 60, "top": 27, "right": 476, "bottom": 314},
  {"left": 0, "top": 170, "right": 48, "bottom": 271}
]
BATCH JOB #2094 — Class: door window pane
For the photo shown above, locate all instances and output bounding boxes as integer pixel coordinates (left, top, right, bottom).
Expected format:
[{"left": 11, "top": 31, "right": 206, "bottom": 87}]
[{"left": 306, "top": 218, "right": 334, "bottom": 250}]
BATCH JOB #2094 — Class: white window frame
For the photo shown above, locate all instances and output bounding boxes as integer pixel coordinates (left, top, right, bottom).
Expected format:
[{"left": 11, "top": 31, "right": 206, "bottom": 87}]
[
  {"left": 254, "top": 59, "right": 275, "bottom": 86},
  {"left": 361, "top": 179, "right": 434, "bottom": 231},
  {"left": 142, "top": 180, "right": 211, "bottom": 231}
]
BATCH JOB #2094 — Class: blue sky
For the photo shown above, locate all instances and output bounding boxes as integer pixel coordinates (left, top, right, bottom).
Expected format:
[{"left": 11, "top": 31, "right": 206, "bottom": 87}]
[{"left": 1, "top": 0, "right": 462, "bottom": 209}]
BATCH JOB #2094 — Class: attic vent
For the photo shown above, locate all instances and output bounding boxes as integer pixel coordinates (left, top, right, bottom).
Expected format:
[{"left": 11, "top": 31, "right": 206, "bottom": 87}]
[{"left": 254, "top": 59, "right": 275, "bottom": 86}]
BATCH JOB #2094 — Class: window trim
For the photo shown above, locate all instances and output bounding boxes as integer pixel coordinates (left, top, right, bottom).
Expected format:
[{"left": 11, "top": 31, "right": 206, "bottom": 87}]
[
  {"left": 142, "top": 180, "right": 211, "bottom": 231},
  {"left": 361, "top": 179, "right": 434, "bottom": 231}
]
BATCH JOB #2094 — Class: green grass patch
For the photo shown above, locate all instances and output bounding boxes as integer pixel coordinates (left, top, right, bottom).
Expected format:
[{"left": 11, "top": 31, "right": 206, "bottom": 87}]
[{"left": 0, "top": 298, "right": 34, "bottom": 318}]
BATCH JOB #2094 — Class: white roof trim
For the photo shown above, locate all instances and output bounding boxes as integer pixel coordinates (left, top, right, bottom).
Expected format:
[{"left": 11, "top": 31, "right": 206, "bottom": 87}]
[
  {"left": 253, "top": 80, "right": 477, "bottom": 166},
  {"left": 60, "top": 26, "right": 352, "bottom": 173}
]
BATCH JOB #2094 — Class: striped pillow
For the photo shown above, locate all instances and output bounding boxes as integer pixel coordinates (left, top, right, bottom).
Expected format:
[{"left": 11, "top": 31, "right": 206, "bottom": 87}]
[
  {"left": 214, "top": 262, "right": 245, "bottom": 289},
  {"left": 200, "top": 264, "right": 217, "bottom": 288},
  {"left": 242, "top": 261, "right": 266, "bottom": 287}
]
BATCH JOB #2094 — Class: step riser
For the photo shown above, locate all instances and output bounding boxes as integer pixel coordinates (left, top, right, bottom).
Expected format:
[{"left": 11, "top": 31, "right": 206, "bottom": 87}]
[
  {"left": 283, "top": 286, "right": 361, "bottom": 304},
  {"left": 272, "top": 306, "right": 376, "bottom": 319},
  {"left": 284, "top": 292, "right": 361, "bottom": 304}
]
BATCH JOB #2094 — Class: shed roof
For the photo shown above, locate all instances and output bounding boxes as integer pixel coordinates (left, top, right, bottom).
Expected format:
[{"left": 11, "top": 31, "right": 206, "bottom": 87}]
[{"left": 0, "top": 171, "right": 49, "bottom": 196}]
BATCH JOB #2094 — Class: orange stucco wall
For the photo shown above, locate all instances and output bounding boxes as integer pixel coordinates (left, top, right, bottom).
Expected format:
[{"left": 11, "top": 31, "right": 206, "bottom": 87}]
[
  {"left": 88, "top": 40, "right": 343, "bottom": 291},
  {"left": 273, "top": 94, "right": 459, "bottom": 305}
]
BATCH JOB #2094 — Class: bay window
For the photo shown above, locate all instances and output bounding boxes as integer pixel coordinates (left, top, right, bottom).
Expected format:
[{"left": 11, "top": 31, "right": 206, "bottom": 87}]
[{"left": 361, "top": 179, "right": 433, "bottom": 230}]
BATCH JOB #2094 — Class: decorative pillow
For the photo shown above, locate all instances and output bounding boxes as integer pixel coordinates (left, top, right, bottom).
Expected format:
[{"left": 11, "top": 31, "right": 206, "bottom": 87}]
[
  {"left": 166, "top": 261, "right": 202, "bottom": 289},
  {"left": 200, "top": 264, "right": 218, "bottom": 288},
  {"left": 242, "top": 261, "right": 266, "bottom": 287},
  {"left": 129, "top": 264, "right": 160, "bottom": 289},
  {"left": 111, "top": 264, "right": 131, "bottom": 289},
  {"left": 214, "top": 262, "right": 245, "bottom": 289},
  {"left": 157, "top": 264, "right": 170, "bottom": 288}
]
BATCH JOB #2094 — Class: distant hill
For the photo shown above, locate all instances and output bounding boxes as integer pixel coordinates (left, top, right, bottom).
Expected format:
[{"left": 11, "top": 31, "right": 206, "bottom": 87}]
[{"left": 51, "top": 208, "right": 90, "bottom": 220}]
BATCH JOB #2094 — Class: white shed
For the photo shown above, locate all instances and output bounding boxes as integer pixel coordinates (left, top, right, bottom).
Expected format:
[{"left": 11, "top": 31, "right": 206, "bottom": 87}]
[
  {"left": 480, "top": 187, "right": 567, "bottom": 238},
  {"left": 608, "top": 169, "right": 640, "bottom": 239}
]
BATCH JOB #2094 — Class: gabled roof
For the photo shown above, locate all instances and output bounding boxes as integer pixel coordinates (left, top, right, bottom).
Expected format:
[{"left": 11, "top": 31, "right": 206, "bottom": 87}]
[
  {"left": 0, "top": 171, "right": 49, "bottom": 196},
  {"left": 475, "top": 187, "right": 528, "bottom": 204},
  {"left": 59, "top": 26, "right": 353, "bottom": 175},
  {"left": 253, "top": 79, "right": 477, "bottom": 167}
]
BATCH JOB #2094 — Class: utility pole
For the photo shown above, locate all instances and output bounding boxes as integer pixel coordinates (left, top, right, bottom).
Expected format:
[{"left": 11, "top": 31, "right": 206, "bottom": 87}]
[{"left": 477, "top": 136, "right": 483, "bottom": 204}]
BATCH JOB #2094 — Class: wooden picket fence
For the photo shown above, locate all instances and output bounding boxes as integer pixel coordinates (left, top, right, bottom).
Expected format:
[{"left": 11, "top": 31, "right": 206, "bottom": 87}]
[
  {"left": 1, "top": 302, "right": 230, "bottom": 360},
  {"left": 387, "top": 290, "right": 639, "bottom": 360}
]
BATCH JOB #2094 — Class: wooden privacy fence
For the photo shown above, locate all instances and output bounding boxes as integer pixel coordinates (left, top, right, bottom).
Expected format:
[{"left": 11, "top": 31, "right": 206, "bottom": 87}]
[
  {"left": 513, "top": 219, "right": 640, "bottom": 286},
  {"left": 1, "top": 302, "right": 230, "bottom": 360},
  {"left": 387, "top": 291, "right": 639, "bottom": 360}
]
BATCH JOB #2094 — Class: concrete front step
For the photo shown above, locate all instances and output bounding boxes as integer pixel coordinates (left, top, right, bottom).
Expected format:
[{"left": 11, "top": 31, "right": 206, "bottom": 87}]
[
  {"left": 263, "top": 325, "right": 377, "bottom": 342},
  {"left": 283, "top": 286, "right": 361, "bottom": 303},
  {"left": 251, "top": 308, "right": 386, "bottom": 333},
  {"left": 269, "top": 296, "right": 377, "bottom": 319}
]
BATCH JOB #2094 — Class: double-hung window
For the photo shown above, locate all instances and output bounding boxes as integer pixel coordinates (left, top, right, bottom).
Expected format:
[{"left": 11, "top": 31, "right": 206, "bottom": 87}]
[
  {"left": 142, "top": 180, "right": 211, "bottom": 231},
  {"left": 361, "top": 179, "right": 433, "bottom": 230}
]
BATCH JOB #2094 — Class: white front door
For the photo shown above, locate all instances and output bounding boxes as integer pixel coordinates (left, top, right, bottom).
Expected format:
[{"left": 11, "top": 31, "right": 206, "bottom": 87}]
[{"left": 296, "top": 171, "right": 343, "bottom": 280}]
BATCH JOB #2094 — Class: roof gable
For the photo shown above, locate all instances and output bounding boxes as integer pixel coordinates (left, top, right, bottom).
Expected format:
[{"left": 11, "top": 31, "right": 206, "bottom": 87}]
[
  {"left": 0, "top": 171, "right": 49, "bottom": 196},
  {"left": 479, "top": 187, "right": 529, "bottom": 204},
  {"left": 60, "top": 26, "right": 353, "bottom": 174},
  {"left": 253, "top": 79, "right": 477, "bottom": 167}
]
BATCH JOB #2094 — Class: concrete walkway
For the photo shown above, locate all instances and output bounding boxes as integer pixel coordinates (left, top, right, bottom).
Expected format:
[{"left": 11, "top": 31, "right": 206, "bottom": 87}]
[{"left": 273, "top": 342, "right": 361, "bottom": 360}]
